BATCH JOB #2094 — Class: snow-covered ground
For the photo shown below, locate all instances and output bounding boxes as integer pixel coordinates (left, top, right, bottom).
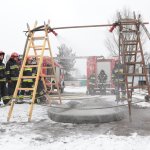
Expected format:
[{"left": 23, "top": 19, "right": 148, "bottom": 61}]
[{"left": 1, "top": 86, "right": 150, "bottom": 150}]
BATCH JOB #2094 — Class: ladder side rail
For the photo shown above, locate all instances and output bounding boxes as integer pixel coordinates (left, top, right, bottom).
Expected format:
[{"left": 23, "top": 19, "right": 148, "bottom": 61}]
[
  {"left": 46, "top": 32, "right": 61, "bottom": 103},
  {"left": 28, "top": 36, "right": 47, "bottom": 121},
  {"left": 138, "top": 36, "right": 150, "bottom": 94},
  {"left": 141, "top": 23, "right": 150, "bottom": 40},
  {"left": 130, "top": 31, "right": 139, "bottom": 97},
  {"left": 31, "top": 33, "right": 48, "bottom": 92},
  {"left": 7, "top": 31, "right": 36, "bottom": 122}
]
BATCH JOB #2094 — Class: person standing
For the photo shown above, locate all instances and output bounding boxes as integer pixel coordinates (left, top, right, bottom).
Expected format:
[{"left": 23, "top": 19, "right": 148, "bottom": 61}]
[
  {"left": 0, "top": 51, "right": 10, "bottom": 105},
  {"left": 112, "top": 60, "right": 126, "bottom": 102},
  {"left": 6, "top": 52, "right": 20, "bottom": 99},
  {"left": 88, "top": 72, "right": 96, "bottom": 95},
  {"left": 18, "top": 56, "right": 35, "bottom": 101},
  {"left": 98, "top": 70, "right": 107, "bottom": 95}
]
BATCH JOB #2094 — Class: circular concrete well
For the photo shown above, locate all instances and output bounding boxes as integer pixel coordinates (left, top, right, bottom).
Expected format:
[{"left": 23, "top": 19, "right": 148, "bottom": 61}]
[{"left": 48, "top": 99, "right": 125, "bottom": 124}]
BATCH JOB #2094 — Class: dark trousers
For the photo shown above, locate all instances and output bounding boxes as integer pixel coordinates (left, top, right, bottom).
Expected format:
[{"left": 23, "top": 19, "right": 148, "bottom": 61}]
[
  {"left": 20, "top": 82, "right": 33, "bottom": 96},
  {"left": 89, "top": 84, "right": 95, "bottom": 95},
  {"left": 0, "top": 81, "right": 10, "bottom": 104},
  {"left": 37, "top": 79, "right": 45, "bottom": 96},
  {"left": 8, "top": 81, "right": 17, "bottom": 98}
]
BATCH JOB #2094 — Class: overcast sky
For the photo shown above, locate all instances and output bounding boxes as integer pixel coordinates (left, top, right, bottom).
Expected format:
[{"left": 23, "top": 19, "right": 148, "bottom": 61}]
[{"left": 0, "top": 0, "right": 150, "bottom": 74}]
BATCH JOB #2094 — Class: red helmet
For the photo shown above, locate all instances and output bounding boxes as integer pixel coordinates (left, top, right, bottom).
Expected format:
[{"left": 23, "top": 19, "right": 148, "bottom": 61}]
[
  {"left": 0, "top": 51, "right": 5, "bottom": 56},
  {"left": 27, "top": 56, "right": 33, "bottom": 61},
  {"left": 11, "top": 52, "right": 19, "bottom": 58}
]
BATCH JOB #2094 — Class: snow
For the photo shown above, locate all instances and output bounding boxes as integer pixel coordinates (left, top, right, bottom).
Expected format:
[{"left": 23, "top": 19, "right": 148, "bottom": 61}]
[
  {"left": 64, "top": 86, "right": 87, "bottom": 93},
  {"left": 1, "top": 86, "right": 150, "bottom": 150}
]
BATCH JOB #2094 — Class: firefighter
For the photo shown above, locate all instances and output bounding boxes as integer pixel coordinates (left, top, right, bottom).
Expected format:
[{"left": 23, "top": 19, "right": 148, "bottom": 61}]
[
  {"left": 112, "top": 60, "right": 126, "bottom": 101},
  {"left": 30, "top": 57, "right": 48, "bottom": 103},
  {"left": 0, "top": 51, "right": 10, "bottom": 105},
  {"left": 18, "top": 56, "right": 48, "bottom": 104},
  {"left": 88, "top": 72, "right": 96, "bottom": 95},
  {"left": 6, "top": 52, "right": 20, "bottom": 99},
  {"left": 98, "top": 70, "right": 107, "bottom": 95},
  {"left": 18, "top": 56, "right": 35, "bottom": 101}
]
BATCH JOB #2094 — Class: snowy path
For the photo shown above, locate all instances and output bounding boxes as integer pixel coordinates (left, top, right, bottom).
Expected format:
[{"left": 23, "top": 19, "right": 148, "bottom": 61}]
[{"left": 1, "top": 86, "right": 150, "bottom": 150}]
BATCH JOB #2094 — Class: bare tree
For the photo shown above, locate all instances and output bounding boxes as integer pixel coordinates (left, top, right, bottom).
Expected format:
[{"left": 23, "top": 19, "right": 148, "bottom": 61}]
[
  {"left": 144, "top": 52, "right": 150, "bottom": 65},
  {"left": 105, "top": 8, "right": 147, "bottom": 57}
]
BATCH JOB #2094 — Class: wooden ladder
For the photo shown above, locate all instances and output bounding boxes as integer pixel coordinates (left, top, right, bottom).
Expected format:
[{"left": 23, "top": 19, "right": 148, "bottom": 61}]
[
  {"left": 117, "top": 14, "right": 150, "bottom": 119},
  {"left": 119, "top": 17, "right": 150, "bottom": 100},
  {"left": 7, "top": 21, "right": 61, "bottom": 122}
]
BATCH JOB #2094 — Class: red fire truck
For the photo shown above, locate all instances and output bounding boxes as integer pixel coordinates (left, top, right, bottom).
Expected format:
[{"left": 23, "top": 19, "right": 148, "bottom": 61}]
[
  {"left": 42, "top": 56, "right": 65, "bottom": 93},
  {"left": 87, "top": 56, "right": 116, "bottom": 95}
]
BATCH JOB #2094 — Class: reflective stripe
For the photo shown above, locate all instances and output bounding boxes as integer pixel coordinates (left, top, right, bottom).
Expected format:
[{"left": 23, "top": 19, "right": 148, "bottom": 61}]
[
  {"left": 11, "top": 77, "right": 18, "bottom": 81},
  {"left": 24, "top": 68, "right": 32, "bottom": 71},
  {"left": 23, "top": 79, "right": 33, "bottom": 82},
  {"left": 0, "top": 78, "right": 6, "bottom": 82},
  {"left": 89, "top": 83, "right": 95, "bottom": 85},
  {"left": 10, "top": 65, "right": 19, "bottom": 69},
  {"left": 39, "top": 91, "right": 44, "bottom": 96},
  {"left": 6, "top": 71, "right": 10, "bottom": 74},
  {"left": 3, "top": 96, "right": 10, "bottom": 100},
  {"left": 8, "top": 95, "right": 13, "bottom": 99},
  {"left": 18, "top": 95, "right": 24, "bottom": 99},
  {"left": 0, "top": 66, "right": 5, "bottom": 70},
  {"left": 114, "top": 69, "right": 123, "bottom": 73}
]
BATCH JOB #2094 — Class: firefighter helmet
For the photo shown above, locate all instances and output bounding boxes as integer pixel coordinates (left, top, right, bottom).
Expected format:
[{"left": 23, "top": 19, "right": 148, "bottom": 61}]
[
  {"left": 27, "top": 56, "right": 33, "bottom": 61},
  {"left": 11, "top": 52, "right": 19, "bottom": 58},
  {"left": 0, "top": 51, "right": 5, "bottom": 56}
]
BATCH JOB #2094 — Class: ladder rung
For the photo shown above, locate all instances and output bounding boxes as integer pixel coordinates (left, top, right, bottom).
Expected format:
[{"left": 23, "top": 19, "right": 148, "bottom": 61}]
[
  {"left": 125, "top": 73, "right": 147, "bottom": 76},
  {"left": 124, "top": 51, "right": 141, "bottom": 54},
  {"left": 21, "top": 76, "right": 37, "bottom": 79},
  {"left": 30, "top": 46, "right": 43, "bottom": 48},
  {"left": 30, "top": 46, "right": 49, "bottom": 50},
  {"left": 18, "top": 88, "right": 34, "bottom": 90},
  {"left": 24, "top": 65, "right": 38, "bottom": 68},
  {"left": 42, "top": 66, "right": 53, "bottom": 69},
  {"left": 122, "top": 30, "right": 137, "bottom": 33},
  {"left": 41, "top": 75, "right": 55, "bottom": 78},
  {"left": 125, "top": 62, "right": 142, "bottom": 65},
  {"left": 35, "top": 47, "right": 49, "bottom": 50},
  {"left": 128, "top": 85, "right": 148, "bottom": 89},
  {"left": 124, "top": 53, "right": 136, "bottom": 56},
  {"left": 32, "top": 36, "right": 46, "bottom": 40},
  {"left": 125, "top": 40, "right": 138, "bottom": 42},
  {"left": 124, "top": 43, "right": 137, "bottom": 45}
]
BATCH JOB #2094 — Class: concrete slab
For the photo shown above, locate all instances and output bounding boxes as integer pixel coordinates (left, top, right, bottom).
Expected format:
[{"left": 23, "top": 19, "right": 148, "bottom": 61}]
[{"left": 48, "top": 98, "right": 125, "bottom": 124}]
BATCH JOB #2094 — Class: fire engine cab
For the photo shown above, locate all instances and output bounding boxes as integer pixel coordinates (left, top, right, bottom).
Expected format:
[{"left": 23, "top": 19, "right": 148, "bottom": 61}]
[{"left": 87, "top": 56, "right": 116, "bottom": 95}]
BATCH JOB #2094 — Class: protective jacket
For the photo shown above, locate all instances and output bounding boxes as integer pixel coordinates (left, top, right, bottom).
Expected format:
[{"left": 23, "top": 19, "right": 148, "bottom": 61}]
[
  {"left": 98, "top": 70, "right": 107, "bottom": 83},
  {"left": 0, "top": 60, "right": 6, "bottom": 82},
  {"left": 112, "top": 62, "right": 125, "bottom": 84},
  {"left": 89, "top": 73, "right": 96, "bottom": 86},
  {"left": 6, "top": 58, "right": 19, "bottom": 81},
  {"left": 0, "top": 60, "right": 10, "bottom": 104},
  {"left": 22, "top": 67, "right": 35, "bottom": 82}
]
